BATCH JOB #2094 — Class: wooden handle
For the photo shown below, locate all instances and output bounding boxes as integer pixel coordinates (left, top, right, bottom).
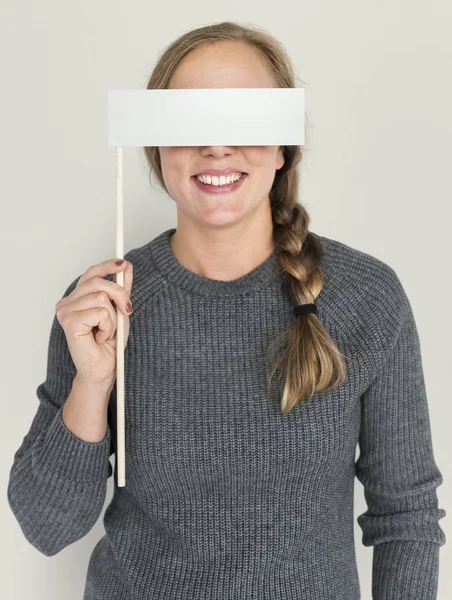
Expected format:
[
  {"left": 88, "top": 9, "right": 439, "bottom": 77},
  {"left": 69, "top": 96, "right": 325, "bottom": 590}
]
[{"left": 116, "top": 146, "right": 126, "bottom": 487}]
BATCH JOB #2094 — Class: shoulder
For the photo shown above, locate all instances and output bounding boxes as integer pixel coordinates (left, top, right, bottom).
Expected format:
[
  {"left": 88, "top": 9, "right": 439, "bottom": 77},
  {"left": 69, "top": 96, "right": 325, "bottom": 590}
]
[
  {"left": 312, "top": 231, "right": 406, "bottom": 301},
  {"left": 310, "top": 231, "right": 412, "bottom": 365},
  {"left": 58, "top": 232, "right": 168, "bottom": 312}
]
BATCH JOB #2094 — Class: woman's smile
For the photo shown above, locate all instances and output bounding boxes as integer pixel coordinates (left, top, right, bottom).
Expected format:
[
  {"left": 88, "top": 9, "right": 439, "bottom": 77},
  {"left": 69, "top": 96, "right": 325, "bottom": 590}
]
[{"left": 191, "top": 173, "right": 248, "bottom": 194}]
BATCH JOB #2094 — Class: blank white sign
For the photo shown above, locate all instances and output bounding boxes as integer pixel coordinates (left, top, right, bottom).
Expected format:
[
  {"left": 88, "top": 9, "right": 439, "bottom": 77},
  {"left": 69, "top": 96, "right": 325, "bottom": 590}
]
[{"left": 108, "top": 88, "right": 305, "bottom": 147}]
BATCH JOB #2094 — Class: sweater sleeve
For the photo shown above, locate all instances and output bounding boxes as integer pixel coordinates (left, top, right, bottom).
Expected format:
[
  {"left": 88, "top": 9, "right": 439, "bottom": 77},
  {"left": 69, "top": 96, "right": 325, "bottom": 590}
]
[
  {"left": 7, "top": 275, "right": 115, "bottom": 557},
  {"left": 355, "top": 277, "right": 447, "bottom": 600}
]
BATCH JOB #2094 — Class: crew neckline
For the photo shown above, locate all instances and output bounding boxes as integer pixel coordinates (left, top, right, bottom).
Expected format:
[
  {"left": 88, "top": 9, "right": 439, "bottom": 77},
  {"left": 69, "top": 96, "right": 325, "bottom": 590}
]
[{"left": 149, "top": 228, "right": 283, "bottom": 297}]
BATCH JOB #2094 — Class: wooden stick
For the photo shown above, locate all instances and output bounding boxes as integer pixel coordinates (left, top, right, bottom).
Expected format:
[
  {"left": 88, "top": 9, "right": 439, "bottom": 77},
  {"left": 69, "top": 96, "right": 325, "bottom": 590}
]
[{"left": 115, "top": 146, "right": 126, "bottom": 487}]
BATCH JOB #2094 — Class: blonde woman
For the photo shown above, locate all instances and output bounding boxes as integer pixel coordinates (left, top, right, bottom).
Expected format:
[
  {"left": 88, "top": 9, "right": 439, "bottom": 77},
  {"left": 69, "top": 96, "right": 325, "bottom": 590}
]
[{"left": 8, "top": 21, "right": 446, "bottom": 600}]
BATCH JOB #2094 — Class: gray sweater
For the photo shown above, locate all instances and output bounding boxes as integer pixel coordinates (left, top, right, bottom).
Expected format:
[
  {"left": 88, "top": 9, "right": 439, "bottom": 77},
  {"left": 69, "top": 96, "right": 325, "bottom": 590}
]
[{"left": 7, "top": 228, "right": 447, "bottom": 599}]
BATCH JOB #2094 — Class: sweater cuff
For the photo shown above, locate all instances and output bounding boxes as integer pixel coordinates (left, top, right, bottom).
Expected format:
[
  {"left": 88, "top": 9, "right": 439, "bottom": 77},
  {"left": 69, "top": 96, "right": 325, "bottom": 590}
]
[
  {"left": 32, "top": 405, "right": 112, "bottom": 486},
  {"left": 372, "top": 540, "right": 441, "bottom": 600}
]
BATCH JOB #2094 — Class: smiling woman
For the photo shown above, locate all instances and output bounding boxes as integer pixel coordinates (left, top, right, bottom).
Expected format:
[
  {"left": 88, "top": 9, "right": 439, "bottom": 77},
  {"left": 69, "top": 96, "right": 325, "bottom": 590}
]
[{"left": 7, "top": 18, "right": 446, "bottom": 600}]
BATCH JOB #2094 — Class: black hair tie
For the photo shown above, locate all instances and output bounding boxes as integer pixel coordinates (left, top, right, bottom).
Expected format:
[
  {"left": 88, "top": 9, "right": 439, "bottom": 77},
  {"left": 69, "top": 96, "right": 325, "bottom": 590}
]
[{"left": 294, "top": 303, "right": 317, "bottom": 318}]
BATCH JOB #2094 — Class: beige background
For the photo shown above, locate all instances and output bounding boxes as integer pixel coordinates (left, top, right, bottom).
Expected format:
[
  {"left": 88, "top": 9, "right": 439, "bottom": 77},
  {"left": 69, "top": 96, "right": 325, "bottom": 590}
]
[{"left": 2, "top": 1, "right": 451, "bottom": 598}]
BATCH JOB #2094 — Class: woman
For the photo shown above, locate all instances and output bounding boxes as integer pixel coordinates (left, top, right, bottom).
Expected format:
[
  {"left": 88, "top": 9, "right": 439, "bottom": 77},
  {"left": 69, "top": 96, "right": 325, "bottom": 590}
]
[{"left": 7, "top": 21, "right": 446, "bottom": 599}]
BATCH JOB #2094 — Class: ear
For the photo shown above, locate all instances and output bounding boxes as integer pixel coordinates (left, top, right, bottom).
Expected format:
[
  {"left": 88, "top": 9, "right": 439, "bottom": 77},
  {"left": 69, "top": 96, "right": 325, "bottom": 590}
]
[{"left": 276, "top": 146, "right": 285, "bottom": 170}]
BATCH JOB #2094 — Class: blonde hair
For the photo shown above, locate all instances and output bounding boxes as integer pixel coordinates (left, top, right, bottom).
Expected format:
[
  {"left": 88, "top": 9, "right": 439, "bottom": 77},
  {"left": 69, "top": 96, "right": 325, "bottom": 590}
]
[{"left": 143, "top": 21, "right": 347, "bottom": 413}]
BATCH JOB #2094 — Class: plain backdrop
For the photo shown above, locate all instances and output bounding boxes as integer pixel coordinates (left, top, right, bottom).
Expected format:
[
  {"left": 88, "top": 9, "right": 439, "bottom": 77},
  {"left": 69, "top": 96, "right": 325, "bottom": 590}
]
[{"left": 2, "top": 2, "right": 451, "bottom": 599}]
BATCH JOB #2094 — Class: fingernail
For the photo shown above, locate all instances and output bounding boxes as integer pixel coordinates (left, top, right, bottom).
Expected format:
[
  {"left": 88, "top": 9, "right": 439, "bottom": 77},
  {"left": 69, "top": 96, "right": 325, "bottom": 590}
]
[
  {"left": 116, "top": 259, "right": 124, "bottom": 266},
  {"left": 126, "top": 302, "right": 133, "bottom": 313}
]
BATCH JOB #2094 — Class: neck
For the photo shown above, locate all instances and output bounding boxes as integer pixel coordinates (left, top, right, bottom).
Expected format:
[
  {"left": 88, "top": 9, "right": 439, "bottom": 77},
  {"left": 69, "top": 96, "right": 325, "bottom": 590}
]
[{"left": 169, "top": 219, "right": 275, "bottom": 283}]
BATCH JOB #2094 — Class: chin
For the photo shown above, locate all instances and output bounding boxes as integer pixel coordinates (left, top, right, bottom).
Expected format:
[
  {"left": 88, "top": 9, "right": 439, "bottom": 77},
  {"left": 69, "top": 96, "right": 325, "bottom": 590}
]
[{"left": 195, "top": 209, "right": 245, "bottom": 228}]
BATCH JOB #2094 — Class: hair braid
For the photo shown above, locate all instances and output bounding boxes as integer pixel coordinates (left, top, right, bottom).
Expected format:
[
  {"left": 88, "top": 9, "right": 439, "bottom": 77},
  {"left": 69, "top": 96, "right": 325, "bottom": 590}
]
[{"left": 268, "top": 177, "right": 346, "bottom": 412}]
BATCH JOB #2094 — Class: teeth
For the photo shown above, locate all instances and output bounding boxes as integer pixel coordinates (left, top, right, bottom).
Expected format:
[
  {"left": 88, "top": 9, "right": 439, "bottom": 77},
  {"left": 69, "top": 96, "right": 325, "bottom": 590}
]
[{"left": 196, "top": 173, "right": 243, "bottom": 186}]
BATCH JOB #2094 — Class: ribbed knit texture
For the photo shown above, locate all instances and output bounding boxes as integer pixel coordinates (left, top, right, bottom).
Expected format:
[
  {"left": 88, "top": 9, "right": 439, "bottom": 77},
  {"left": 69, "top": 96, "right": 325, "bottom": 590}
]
[{"left": 7, "top": 228, "right": 446, "bottom": 599}]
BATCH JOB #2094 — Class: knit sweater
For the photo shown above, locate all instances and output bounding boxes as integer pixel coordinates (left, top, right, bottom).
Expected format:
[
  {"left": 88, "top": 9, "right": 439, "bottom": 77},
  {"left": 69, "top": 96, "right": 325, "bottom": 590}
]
[{"left": 7, "top": 227, "right": 446, "bottom": 600}]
